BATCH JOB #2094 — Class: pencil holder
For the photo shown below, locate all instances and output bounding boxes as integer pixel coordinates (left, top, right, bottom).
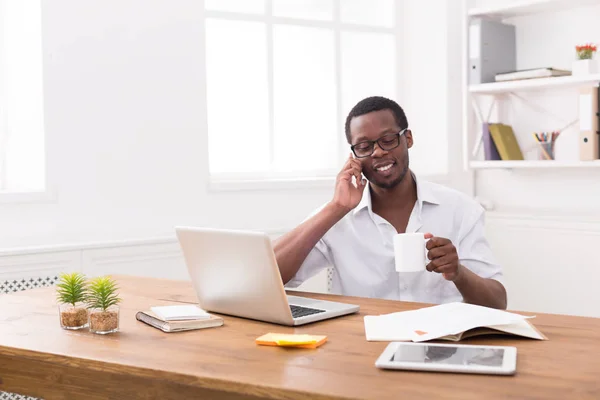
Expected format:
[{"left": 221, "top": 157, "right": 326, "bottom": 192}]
[{"left": 537, "top": 141, "right": 554, "bottom": 160}]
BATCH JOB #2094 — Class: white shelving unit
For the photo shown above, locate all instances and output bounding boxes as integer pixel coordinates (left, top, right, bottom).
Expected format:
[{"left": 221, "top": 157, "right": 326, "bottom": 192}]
[
  {"left": 471, "top": 160, "right": 600, "bottom": 169},
  {"left": 467, "top": 0, "right": 600, "bottom": 19},
  {"left": 469, "top": 73, "right": 600, "bottom": 95},
  {"left": 463, "top": 0, "right": 600, "bottom": 170}
]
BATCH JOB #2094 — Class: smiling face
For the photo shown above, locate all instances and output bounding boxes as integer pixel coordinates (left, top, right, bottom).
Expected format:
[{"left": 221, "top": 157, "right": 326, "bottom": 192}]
[{"left": 348, "top": 109, "right": 413, "bottom": 190}]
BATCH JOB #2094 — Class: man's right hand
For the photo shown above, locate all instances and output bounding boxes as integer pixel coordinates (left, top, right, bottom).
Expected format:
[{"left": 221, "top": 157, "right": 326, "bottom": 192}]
[
  {"left": 332, "top": 154, "right": 367, "bottom": 212},
  {"left": 274, "top": 154, "right": 366, "bottom": 284}
]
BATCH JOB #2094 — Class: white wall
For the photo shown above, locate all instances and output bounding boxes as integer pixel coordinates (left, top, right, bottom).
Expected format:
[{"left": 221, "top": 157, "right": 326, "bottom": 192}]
[
  {"left": 0, "top": 0, "right": 333, "bottom": 249},
  {"left": 485, "top": 212, "right": 600, "bottom": 318}
]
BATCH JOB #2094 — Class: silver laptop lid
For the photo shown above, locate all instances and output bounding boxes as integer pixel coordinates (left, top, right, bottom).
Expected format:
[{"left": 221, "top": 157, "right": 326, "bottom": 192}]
[{"left": 175, "top": 226, "right": 295, "bottom": 325}]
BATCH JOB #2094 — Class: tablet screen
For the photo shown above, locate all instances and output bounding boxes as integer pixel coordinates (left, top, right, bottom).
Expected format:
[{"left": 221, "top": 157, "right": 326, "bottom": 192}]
[{"left": 391, "top": 344, "right": 505, "bottom": 367}]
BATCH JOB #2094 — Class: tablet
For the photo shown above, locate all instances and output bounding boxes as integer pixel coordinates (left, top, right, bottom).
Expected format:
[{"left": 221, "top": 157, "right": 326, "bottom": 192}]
[{"left": 375, "top": 342, "right": 517, "bottom": 375}]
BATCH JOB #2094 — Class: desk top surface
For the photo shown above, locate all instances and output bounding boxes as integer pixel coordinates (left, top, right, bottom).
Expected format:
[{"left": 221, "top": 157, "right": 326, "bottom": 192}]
[{"left": 1, "top": 275, "right": 599, "bottom": 400}]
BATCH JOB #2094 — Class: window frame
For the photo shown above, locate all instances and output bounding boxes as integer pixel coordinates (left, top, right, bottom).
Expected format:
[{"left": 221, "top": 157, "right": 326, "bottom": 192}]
[
  {"left": 0, "top": 0, "right": 50, "bottom": 203},
  {"left": 204, "top": 1, "right": 425, "bottom": 191}
]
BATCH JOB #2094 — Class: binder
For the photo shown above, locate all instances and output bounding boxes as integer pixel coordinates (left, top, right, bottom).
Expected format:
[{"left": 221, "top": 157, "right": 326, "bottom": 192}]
[
  {"left": 469, "top": 18, "right": 516, "bottom": 84},
  {"left": 578, "top": 86, "right": 600, "bottom": 161}
]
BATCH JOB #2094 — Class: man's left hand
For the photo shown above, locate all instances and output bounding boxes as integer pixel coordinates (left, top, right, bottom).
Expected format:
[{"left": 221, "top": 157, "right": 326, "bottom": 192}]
[{"left": 424, "top": 233, "right": 461, "bottom": 281}]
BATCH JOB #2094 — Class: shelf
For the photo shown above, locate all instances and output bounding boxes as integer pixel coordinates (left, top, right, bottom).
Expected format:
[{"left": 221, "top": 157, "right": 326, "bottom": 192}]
[
  {"left": 470, "top": 160, "right": 600, "bottom": 169},
  {"left": 468, "top": 73, "right": 600, "bottom": 94},
  {"left": 468, "top": 0, "right": 600, "bottom": 19}
]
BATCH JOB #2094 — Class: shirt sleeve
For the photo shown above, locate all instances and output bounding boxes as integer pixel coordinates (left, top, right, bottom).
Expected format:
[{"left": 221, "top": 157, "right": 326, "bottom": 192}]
[
  {"left": 457, "top": 207, "right": 505, "bottom": 288},
  {"left": 284, "top": 238, "right": 331, "bottom": 289},
  {"left": 283, "top": 202, "right": 333, "bottom": 289}
]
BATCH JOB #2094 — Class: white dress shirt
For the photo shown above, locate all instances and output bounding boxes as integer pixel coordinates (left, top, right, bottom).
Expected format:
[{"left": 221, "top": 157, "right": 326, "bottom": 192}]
[{"left": 285, "top": 174, "right": 504, "bottom": 304}]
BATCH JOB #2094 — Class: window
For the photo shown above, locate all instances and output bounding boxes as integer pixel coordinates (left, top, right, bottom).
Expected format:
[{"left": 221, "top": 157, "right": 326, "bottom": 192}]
[
  {"left": 0, "top": 0, "right": 45, "bottom": 193},
  {"left": 204, "top": 0, "right": 399, "bottom": 181}
]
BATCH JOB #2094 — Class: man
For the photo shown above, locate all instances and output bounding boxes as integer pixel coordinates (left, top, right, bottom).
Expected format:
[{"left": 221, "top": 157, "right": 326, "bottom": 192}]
[{"left": 274, "top": 96, "right": 507, "bottom": 309}]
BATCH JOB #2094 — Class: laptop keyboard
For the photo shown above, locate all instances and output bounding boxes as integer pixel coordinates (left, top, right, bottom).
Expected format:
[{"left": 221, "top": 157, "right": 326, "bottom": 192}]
[{"left": 290, "top": 304, "right": 327, "bottom": 319}]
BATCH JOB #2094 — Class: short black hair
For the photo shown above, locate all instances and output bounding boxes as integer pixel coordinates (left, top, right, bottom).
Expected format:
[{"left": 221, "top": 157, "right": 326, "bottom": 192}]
[{"left": 344, "top": 96, "right": 409, "bottom": 143}]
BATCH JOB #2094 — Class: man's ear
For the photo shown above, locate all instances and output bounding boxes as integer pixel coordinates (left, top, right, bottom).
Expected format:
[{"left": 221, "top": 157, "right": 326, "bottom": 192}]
[{"left": 405, "top": 129, "right": 414, "bottom": 149}]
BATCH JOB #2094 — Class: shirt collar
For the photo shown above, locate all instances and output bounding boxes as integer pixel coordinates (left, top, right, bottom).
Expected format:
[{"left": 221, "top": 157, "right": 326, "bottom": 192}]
[{"left": 352, "top": 172, "right": 440, "bottom": 216}]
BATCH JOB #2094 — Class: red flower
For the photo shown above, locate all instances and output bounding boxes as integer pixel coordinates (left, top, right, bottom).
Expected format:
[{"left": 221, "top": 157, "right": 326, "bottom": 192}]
[{"left": 576, "top": 43, "right": 597, "bottom": 52}]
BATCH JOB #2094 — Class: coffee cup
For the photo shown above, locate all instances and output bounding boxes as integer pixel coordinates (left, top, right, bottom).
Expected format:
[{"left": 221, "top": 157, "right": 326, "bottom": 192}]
[{"left": 393, "top": 232, "right": 429, "bottom": 272}]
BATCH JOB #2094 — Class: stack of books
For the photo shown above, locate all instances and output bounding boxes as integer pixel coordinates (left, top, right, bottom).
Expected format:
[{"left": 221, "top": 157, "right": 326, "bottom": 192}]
[{"left": 136, "top": 304, "right": 223, "bottom": 333}]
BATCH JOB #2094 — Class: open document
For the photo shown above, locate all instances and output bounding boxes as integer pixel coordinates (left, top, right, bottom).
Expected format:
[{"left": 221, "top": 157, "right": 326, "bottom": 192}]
[{"left": 364, "top": 302, "right": 547, "bottom": 342}]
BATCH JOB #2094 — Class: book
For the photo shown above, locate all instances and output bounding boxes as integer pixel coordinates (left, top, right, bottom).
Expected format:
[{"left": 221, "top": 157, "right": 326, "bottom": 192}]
[
  {"left": 488, "top": 123, "right": 524, "bottom": 160},
  {"left": 255, "top": 333, "right": 328, "bottom": 348},
  {"left": 136, "top": 310, "right": 223, "bottom": 333},
  {"left": 495, "top": 67, "right": 571, "bottom": 82},
  {"left": 482, "top": 123, "right": 501, "bottom": 160},
  {"left": 150, "top": 304, "right": 210, "bottom": 321},
  {"left": 363, "top": 302, "right": 548, "bottom": 343}
]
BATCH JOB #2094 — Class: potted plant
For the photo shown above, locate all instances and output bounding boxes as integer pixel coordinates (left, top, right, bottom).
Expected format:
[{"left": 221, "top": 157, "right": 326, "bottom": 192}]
[
  {"left": 56, "top": 272, "right": 89, "bottom": 330},
  {"left": 573, "top": 43, "right": 597, "bottom": 75},
  {"left": 86, "top": 276, "right": 122, "bottom": 334}
]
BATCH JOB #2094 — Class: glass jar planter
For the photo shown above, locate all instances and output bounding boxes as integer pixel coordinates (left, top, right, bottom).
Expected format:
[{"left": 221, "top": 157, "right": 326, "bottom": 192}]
[
  {"left": 59, "top": 303, "right": 89, "bottom": 330},
  {"left": 89, "top": 305, "right": 120, "bottom": 334}
]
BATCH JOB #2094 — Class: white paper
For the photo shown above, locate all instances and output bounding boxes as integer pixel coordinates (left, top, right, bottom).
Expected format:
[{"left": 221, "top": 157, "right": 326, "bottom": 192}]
[
  {"left": 151, "top": 304, "right": 210, "bottom": 321},
  {"left": 364, "top": 302, "right": 536, "bottom": 342}
]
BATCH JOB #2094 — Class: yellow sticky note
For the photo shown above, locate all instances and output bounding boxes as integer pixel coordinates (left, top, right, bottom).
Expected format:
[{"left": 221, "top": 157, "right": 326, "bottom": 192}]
[
  {"left": 274, "top": 334, "right": 317, "bottom": 346},
  {"left": 256, "top": 333, "right": 327, "bottom": 348}
]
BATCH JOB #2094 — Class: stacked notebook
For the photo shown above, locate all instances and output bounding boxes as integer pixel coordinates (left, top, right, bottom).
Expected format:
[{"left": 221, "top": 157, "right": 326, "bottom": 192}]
[{"left": 136, "top": 304, "right": 223, "bottom": 333}]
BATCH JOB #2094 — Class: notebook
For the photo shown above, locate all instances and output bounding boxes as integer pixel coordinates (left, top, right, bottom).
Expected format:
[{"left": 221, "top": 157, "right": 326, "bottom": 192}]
[
  {"left": 150, "top": 304, "right": 210, "bottom": 321},
  {"left": 488, "top": 124, "right": 524, "bottom": 160},
  {"left": 136, "top": 310, "right": 223, "bottom": 333}
]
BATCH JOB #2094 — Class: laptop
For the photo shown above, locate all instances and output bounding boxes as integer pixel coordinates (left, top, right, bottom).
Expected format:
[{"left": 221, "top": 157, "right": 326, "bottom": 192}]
[{"left": 175, "top": 226, "right": 359, "bottom": 326}]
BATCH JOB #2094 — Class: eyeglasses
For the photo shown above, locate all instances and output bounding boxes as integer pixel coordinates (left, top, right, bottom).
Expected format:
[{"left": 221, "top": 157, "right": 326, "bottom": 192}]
[{"left": 350, "top": 128, "right": 407, "bottom": 158}]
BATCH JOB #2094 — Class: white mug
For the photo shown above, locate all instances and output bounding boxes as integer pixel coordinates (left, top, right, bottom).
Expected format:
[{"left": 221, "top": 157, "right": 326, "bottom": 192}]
[{"left": 393, "top": 232, "right": 429, "bottom": 273}]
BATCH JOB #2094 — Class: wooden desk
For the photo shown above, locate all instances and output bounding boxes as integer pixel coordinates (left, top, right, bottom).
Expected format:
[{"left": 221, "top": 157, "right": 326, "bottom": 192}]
[{"left": 1, "top": 275, "right": 599, "bottom": 400}]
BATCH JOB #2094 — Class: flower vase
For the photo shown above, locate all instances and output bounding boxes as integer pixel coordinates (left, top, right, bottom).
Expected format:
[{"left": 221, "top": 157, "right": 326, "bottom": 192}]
[{"left": 572, "top": 59, "right": 597, "bottom": 75}]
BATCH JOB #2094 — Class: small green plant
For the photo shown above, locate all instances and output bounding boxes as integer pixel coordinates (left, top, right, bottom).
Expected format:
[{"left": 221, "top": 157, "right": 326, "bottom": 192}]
[
  {"left": 56, "top": 272, "right": 88, "bottom": 306},
  {"left": 86, "top": 276, "right": 121, "bottom": 311}
]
